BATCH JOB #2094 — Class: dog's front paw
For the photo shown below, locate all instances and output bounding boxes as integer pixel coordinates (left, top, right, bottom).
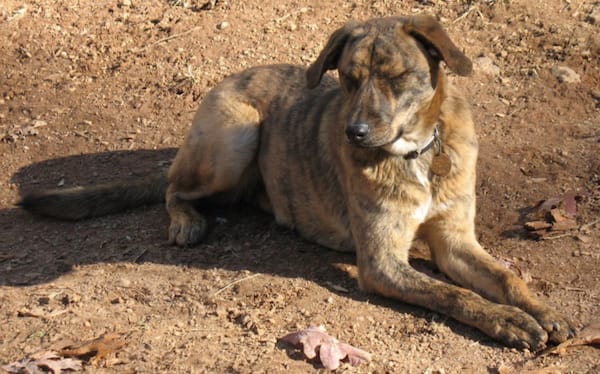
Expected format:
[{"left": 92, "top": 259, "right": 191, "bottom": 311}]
[
  {"left": 484, "top": 305, "right": 548, "bottom": 350},
  {"left": 168, "top": 213, "right": 207, "bottom": 246},
  {"left": 528, "top": 306, "right": 576, "bottom": 344}
]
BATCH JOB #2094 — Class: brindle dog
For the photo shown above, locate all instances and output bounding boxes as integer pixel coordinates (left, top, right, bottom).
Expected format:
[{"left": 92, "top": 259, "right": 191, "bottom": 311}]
[{"left": 21, "top": 15, "right": 573, "bottom": 349}]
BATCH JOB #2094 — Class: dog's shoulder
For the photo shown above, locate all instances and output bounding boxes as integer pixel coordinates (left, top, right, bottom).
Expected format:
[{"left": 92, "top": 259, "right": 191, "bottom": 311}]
[
  {"left": 431, "top": 83, "right": 478, "bottom": 206},
  {"left": 440, "top": 84, "right": 477, "bottom": 153}
]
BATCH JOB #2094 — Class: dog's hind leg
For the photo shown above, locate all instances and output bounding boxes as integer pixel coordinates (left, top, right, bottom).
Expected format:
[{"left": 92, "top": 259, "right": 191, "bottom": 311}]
[{"left": 166, "top": 88, "right": 262, "bottom": 246}]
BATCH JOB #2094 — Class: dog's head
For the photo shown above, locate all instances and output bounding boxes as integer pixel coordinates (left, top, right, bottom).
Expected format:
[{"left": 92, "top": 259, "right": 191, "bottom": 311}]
[{"left": 307, "top": 15, "right": 471, "bottom": 156}]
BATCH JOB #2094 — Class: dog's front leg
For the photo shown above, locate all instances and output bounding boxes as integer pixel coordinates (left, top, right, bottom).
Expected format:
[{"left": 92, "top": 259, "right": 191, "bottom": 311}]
[
  {"left": 422, "top": 203, "right": 575, "bottom": 344},
  {"left": 348, "top": 201, "right": 548, "bottom": 350}
]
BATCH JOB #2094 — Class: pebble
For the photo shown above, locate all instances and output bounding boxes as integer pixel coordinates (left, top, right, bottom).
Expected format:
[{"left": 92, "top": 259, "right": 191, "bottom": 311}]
[
  {"left": 474, "top": 56, "right": 500, "bottom": 76},
  {"left": 586, "top": 4, "right": 600, "bottom": 24},
  {"left": 551, "top": 66, "right": 580, "bottom": 83},
  {"left": 217, "top": 21, "right": 229, "bottom": 30}
]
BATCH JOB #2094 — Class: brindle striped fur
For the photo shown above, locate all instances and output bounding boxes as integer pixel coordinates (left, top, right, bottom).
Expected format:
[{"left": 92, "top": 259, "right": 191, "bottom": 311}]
[{"left": 20, "top": 15, "right": 573, "bottom": 349}]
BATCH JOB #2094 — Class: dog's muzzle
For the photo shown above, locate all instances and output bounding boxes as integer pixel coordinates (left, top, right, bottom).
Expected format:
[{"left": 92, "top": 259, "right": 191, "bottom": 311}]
[{"left": 345, "top": 122, "right": 370, "bottom": 144}]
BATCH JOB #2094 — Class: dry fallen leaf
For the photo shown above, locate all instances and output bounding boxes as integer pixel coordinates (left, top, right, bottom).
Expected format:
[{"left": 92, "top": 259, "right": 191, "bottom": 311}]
[
  {"left": 279, "top": 325, "right": 372, "bottom": 370},
  {"left": 524, "top": 192, "right": 579, "bottom": 239},
  {"left": 2, "top": 351, "right": 82, "bottom": 373},
  {"left": 59, "top": 332, "right": 127, "bottom": 366},
  {"left": 549, "top": 320, "right": 600, "bottom": 356}
]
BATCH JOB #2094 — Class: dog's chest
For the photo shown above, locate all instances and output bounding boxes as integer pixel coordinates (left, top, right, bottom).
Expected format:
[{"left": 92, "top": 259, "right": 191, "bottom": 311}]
[
  {"left": 410, "top": 162, "right": 433, "bottom": 223},
  {"left": 376, "top": 160, "right": 452, "bottom": 224}
]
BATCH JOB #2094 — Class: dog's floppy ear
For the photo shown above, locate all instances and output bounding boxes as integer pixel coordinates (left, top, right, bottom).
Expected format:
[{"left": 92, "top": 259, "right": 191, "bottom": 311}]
[
  {"left": 403, "top": 14, "right": 472, "bottom": 76},
  {"left": 306, "top": 22, "right": 360, "bottom": 89}
]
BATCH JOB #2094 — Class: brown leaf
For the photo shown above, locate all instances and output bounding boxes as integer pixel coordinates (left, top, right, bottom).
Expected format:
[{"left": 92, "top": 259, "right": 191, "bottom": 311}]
[
  {"left": 59, "top": 332, "right": 127, "bottom": 366},
  {"left": 549, "top": 320, "right": 600, "bottom": 356},
  {"left": 337, "top": 342, "right": 372, "bottom": 367},
  {"left": 279, "top": 325, "right": 372, "bottom": 370},
  {"left": 524, "top": 221, "right": 553, "bottom": 231},
  {"left": 550, "top": 218, "right": 577, "bottom": 231},
  {"left": 524, "top": 193, "right": 580, "bottom": 237},
  {"left": 2, "top": 351, "right": 82, "bottom": 373},
  {"left": 550, "top": 208, "right": 567, "bottom": 223},
  {"left": 563, "top": 191, "right": 577, "bottom": 217},
  {"left": 319, "top": 340, "right": 346, "bottom": 369},
  {"left": 535, "top": 196, "right": 563, "bottom": 216}
]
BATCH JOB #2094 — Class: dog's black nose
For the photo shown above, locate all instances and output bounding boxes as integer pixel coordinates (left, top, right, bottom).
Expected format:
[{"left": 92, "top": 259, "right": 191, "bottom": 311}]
[{"left": 346, "top": 123, "right": 370, "bottom": 142}]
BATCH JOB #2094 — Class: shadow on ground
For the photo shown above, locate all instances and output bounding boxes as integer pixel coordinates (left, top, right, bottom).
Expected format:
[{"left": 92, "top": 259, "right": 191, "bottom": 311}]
[{"left": 1, "top": 148, "right": 498, "bottom": 347}]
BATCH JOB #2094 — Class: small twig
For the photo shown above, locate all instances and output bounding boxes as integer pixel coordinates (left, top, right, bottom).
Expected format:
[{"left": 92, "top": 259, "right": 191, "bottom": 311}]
[
  {"left": 0, "top": 253, "right": 16, "bottom": 262},
  {"left": 189, "top": 328, "right": 218, "bottom": 332},
  {"left": 135, "top": 26, "right": 201, "bottom": 53},
  {"left": 273, "top": 7, "right": 309, "bottom": 23},
  {"left": 18, "top": 308, "right": 70, "bottom": 319},
  {"left": 564, "top": 287, "right": 587, "bottom": 292},
  {"left": 133, "top": 248, "right": 149, "bottom": 263},
  {"left": 453, "top": 4, "right": 478, "bottom": 23},
  {"left": 211, "top": 273, "right": 260, "bottom": 297},
  {"left": 507, "top": 106, "right": 524, "bottom": 117},
  {"left": 580, "top": 218, "right": 599, "bottom": 231},
  {"left": 541, "top": 233, "right": 572, "bottom": 240}
]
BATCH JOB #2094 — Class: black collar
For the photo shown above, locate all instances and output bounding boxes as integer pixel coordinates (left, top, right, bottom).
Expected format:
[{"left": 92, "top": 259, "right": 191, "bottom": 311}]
[{"left": 404, "top": 126, "right": 439, "bottom": 160}]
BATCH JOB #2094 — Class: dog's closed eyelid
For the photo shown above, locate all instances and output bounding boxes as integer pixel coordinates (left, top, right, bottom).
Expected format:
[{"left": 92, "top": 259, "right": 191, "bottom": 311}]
[{"left": 387, "top": 69, "right": 412, "bottom": 81}]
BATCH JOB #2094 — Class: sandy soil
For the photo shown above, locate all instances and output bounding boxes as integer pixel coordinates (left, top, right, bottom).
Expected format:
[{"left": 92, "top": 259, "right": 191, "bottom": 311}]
[{"left": 1, "top": 0, "right": 599, "bottom": 372}]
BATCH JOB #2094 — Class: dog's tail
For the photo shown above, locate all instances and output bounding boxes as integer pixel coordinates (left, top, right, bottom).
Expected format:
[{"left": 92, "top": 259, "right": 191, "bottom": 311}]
[{"left": 18, "top": 173, "right": 168, "bottom": 220}]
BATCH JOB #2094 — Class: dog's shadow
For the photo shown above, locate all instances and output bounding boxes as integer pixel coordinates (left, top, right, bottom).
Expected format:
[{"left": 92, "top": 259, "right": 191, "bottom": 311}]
[{"left": 3, "top": 148, "right": 497, "bottom": 348}]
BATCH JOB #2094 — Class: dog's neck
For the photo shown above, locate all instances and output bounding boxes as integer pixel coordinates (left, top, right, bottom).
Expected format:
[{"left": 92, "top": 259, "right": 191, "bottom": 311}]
[
  {"left": 401, "top": 69, "right": 445, "bottom": 160},
  {"left": 403, "top": 126, "right": 439, "bottom": 160}
]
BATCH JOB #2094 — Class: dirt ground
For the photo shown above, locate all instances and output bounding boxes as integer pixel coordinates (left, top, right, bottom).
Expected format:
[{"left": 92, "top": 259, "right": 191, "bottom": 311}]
[{"left": 1, "top": 0, "right": 599, "bottom": 372}]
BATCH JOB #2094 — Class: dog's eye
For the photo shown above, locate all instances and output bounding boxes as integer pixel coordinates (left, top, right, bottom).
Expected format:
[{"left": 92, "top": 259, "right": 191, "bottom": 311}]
[
  {"left": 386, "top": 71, "right": 411, "bottom": 92},
  {"left": 389, "top": 70, "right": 410, "bottom": 82}
]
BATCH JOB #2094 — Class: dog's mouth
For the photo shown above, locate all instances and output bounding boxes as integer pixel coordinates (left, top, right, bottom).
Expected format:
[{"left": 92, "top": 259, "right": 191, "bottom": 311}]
[
  {"left": 346, "top": 125, "right": 399, "bottom": 149},
  {"left": 347, "top": 127, "right": 435, "bottom": 158},
  {"left": 346, "top": 126, "right": 411, "bottom": 149}
]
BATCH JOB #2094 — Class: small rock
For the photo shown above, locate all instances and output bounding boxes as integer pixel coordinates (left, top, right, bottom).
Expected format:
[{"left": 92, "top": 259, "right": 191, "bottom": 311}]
[
  {"left": 576, "top": 234, "right": 591, "bottom": 243},
  {"left": 586, "top": 4, "right": 600, "bottom": 24},
  {"left": 31, "top": 120, "right": 47, "bottom": 128},
  {"left": 551, "top": 66, "right": 580, "bottom": 84},
  {"left": 120, "top": 0, "right": 132, "bottom": 6},
  {"left": 474, "top": 56, "right": 500, "bottom": 76},
  {"left": 216, "top": 21, "right": 229, "bottom": 30},
  {"left": 38, "top": 296, "right": 50, "bottom": 305},
  {"left": 21, "top": 125, "right": 39, "bottom": 136}
]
